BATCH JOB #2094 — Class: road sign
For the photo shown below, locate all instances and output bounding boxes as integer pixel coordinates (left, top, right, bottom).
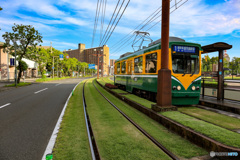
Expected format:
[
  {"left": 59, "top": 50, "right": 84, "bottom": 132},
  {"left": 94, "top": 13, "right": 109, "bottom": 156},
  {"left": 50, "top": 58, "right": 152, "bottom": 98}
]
[
  {"left": 59, "top": 54, "right": 63, "bottom": 60},
  {"left": 52, "top": 67, "right": 54, "bottom": 69},
  {"left": 66, "top": 55, "right": 69, "bottom": 59},
  {"left": 88, "top": 64, "right": 96, "bottom": 70}
]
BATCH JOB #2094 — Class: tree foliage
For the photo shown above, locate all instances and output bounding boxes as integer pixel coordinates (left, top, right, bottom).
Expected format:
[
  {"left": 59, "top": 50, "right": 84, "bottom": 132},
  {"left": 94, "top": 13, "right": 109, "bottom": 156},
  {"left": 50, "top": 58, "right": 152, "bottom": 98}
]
[
  {"left": 2, "top": 24, "right": 42, "bottom": 83},
  {"left": 17, "top": 60, "right": 28, "bottom": 71}
]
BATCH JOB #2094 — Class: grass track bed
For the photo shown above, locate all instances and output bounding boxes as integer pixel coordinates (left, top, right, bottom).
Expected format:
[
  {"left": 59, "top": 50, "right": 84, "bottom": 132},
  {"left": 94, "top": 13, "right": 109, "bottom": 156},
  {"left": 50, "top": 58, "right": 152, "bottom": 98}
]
[
  {"left": 178, "top": 107, "right": 240, "bottom": 130},
  {"left": 94, "top": 80, "right": 207, "bottom": 158},
  {"left": 161, "top": 111, "right": 240, "bottom": 148},
  {"left": 123, "top": 94, "right": 154, "bottom": 109},
  {"left": 53, "top": 81, "right": 91, "bottom": 160},
  {"left": 86, "top": 79, "right": 171, "bottom": 160},
  {"left": 112, "top": 89, "right": 128, "bottom": 94}
]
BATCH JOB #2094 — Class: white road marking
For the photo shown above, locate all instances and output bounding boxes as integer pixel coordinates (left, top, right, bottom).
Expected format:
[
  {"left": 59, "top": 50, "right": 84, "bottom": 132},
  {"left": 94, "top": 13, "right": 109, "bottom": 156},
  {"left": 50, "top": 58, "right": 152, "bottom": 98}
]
[
  {"left": 0, "top": 103, "right": 11, "bottom": 109},
  {"left": 34, "top": 88, "right": 48, "bottom": 94},
  {"left": 55, "top": 83, "right": 61, "bottom": 86}
]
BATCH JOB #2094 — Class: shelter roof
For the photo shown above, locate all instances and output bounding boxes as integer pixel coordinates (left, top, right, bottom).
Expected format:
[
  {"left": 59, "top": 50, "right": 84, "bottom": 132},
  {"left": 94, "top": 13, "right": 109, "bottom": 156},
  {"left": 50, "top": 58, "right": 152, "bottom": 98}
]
[{"left": 202, "top": 42, "right": 232, "bottom": 54}]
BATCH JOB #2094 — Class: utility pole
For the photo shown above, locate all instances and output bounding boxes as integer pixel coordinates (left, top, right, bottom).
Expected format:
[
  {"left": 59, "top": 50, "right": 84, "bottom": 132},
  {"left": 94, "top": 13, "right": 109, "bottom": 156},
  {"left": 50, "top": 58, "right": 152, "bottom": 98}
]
[
  {"left": 51, "top": 42, "right": 54, "bottom": 78},
  {"left": 152, "top": 0, "right": 176, "bottom": 111},
  {"left": 93, "top": 48, "right": 104, "bottom": 79}
]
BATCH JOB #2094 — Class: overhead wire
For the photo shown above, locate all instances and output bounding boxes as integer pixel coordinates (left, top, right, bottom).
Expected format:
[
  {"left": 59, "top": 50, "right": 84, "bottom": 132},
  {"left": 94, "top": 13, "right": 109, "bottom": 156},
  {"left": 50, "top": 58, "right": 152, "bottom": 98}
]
[
  {"left": 99, "top": 0, "right": 121, "bottom": 47},
  {"left": 111, "top": 0, "right": 188, "bottom": 55},
  {"left": 100, "top": 0, "right": 107, "bottom": 43},
  {"left": 100, "top": 0, "right": 127, "bottom": 46},
  {"left": 101, "top": 0, "right": 131, "bottom": 46},
  {"left": 91, "top": 0, "right": 100, "bottom": 47}
]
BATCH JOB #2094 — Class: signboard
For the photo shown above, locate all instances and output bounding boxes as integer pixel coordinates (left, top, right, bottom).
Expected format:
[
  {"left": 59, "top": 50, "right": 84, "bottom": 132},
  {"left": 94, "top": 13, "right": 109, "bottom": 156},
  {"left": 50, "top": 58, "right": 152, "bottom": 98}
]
[
  {"left": 52, "top": 67, "right": 54, "bottom": 69},
  {"left": 59, "top": 54, "right": 63, "bottom": 60},
  {"left": 89, "top": 64, "right": 96, "bottom": 70},
  {"left": 66, "top": 55, "right": 69, "bottom": 59},
  {"left": 173, "top": 45, "right": 196, "bottom": 53}
]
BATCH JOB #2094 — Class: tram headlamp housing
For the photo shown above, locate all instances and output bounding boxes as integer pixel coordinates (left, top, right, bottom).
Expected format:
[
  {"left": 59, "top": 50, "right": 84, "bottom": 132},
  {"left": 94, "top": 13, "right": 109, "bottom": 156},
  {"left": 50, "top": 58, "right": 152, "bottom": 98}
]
[
  {"left": 177, "top": 86, "right": 181, "bottom": 91},
  {"left": 172, "top": 86, "right": 176, "bottom": 90},
  {"left": 192, "top": 86, "right": 196, "bottom": 91},
  {"left": 196, "top": 86, "right": 200, "bottom": 90}
]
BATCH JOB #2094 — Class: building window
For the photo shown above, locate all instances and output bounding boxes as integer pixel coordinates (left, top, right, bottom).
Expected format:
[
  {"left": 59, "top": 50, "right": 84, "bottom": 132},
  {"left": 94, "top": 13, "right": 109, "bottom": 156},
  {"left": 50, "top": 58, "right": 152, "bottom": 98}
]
[
  {"left": 145, "top": 52, "right": 157, "bottom": 73},
  {"left": 117, "top": 63, "right": 120, "bottom": 74},
  {"left": 121, "top": 61, "right": 126, "bottom": 73},
  {"left": 134, "top": 56, "right": 143, "bottom": 73}
]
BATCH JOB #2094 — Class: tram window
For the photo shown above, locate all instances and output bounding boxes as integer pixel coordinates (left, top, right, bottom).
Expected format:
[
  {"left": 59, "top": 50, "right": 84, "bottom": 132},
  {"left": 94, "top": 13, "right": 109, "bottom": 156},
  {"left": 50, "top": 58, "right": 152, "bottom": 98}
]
[
  {"left": 134, "top": 56, "right": 143, "bottom": 73},
  {"left": 145, "top": 52, "right": 157, "bottom": 73},
  {"left": 121, "top": 61, "right": 126, "bottom": 73},
  {"left": 117, "top": 63, "right": 120, "bottom": 74},
  {"left": 172, "top": 54, "right": 199, "bottom": 74}
]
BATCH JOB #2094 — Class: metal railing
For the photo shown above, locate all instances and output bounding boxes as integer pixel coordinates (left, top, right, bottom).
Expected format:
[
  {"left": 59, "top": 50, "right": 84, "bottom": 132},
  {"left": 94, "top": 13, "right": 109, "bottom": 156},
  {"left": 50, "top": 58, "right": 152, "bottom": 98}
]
[{"left": 201, "top": 77, "right": 240, "bottom": 102}]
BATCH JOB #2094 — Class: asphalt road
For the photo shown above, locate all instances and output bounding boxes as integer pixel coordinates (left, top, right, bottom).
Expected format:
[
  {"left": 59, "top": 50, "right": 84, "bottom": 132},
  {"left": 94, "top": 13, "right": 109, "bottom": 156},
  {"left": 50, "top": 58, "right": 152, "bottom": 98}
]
[{"left": 0, "top": 78, "right": 89, "bottom": 160}]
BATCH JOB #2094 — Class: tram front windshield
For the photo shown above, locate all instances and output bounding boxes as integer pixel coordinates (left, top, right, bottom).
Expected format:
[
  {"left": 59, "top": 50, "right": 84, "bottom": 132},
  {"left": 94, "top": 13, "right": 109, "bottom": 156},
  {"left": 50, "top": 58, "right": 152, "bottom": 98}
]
[{"left": 172, "top": 54, "right": 199, "bottom": 75}]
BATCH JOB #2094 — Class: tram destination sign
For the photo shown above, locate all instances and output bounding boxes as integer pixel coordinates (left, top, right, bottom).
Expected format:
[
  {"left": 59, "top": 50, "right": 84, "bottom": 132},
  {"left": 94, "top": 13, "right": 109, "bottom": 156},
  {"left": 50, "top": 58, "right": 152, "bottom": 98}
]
[{"left": 173, "top": 45, "right": 196, "bottom": 53}]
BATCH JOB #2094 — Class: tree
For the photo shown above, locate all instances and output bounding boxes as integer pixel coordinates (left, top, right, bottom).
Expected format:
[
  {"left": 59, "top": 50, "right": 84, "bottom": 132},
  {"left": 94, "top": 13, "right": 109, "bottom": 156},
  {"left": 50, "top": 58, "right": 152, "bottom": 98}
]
[
  {"left": 17, "top": 60, "right": 28, "bottom": 72},
  {"left": 210, "top": 57, "right": 218, "bottom": 72},
  {"left": 0, "top": 7, "right": 2, "bottom": 11},
  {"left": 26, "top": 47, "right": 49, "bottom": 78},
  {"left": 202, "top": 55, "right": 211, "bottom": 72},
  {"left": 2, "top": 24, "right": 42, "bottom": 83}
]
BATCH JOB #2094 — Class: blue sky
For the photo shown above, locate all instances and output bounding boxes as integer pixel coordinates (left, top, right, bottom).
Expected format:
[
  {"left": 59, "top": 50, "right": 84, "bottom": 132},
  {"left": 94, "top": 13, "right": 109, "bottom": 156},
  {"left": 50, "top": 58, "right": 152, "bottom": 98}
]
[{"left": 0, "top": 0, "right": 240, "bottom": 60}]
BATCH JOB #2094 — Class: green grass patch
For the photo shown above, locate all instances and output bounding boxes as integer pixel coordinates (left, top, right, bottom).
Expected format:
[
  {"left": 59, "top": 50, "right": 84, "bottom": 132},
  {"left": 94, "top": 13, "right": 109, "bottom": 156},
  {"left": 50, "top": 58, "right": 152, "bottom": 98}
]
[
  {"left": 178, "top": 107, "right": 240, "bottom": 130},
  {"left": 36, "top": 76, "right": 71, "bottom": 82},
  {"left": 161, "top": 111, "right": 240, "bottom": 148},
  {"left": 93, "top": 80, "right": 207, "bottom": 158},
  {"left": 123, "top": 94, "right": 154, "bottom": 109},
  {"left": 53, "top": 81, "right": 91, "bottom": 160},
  {"left": 5, "top": 82, "right": 31, "bottom": 87},
  {"left": 85, "top": 79, "right": 171, "bottom": 160},
  {"left": 225, "top": 77, "right": 240, "bottom": 80},
  {"left": 201, "top": 81, "right": 227, "bottom": 87},
  {"left": 112, "top": 89, "right": 128, "bottom": 94}
]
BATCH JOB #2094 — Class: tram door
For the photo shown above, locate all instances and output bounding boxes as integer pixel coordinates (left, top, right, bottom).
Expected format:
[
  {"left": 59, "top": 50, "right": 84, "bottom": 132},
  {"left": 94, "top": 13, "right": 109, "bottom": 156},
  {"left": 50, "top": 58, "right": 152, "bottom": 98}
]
[{"left": 126, "top": 60, "right": 132, "bottom": 92}]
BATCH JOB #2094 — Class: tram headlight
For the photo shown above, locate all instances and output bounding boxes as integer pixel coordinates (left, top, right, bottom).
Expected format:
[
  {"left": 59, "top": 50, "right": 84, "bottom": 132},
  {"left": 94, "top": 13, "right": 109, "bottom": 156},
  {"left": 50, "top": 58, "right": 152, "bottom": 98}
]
[
  {"left": 177, "top": 86, "right": 181, "bottom": 91},
  {"left": 196, "top": 86, "right": 200, "bottom": 90},
  {"left": 192, "top": 86, "right": 196, "bottom": 91},
  {"left": 172, "top": 86, "right": 176, "bottom": 90}
]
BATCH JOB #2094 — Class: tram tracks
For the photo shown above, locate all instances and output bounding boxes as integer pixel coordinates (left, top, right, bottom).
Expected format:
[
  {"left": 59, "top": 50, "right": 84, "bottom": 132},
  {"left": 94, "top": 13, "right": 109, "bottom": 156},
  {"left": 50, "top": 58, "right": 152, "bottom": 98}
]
[
  {"left": 82, "top": 81, "right": 101, "bottom": 160},
  {"left": 91, "top": 80, "right": 179, "bottom": 160}
]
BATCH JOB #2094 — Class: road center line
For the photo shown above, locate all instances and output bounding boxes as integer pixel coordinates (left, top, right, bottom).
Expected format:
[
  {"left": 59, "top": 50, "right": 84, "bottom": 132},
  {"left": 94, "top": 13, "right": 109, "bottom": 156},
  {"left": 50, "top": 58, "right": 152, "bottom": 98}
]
[
  {"left": 55, "top": 83, "right": 61, "bottom": 86},
  {"left": 34, "top": 88, "right": 48, "bottom": 94},
  {"left": 0, "top": 103, "right": 11, "bottom": 109}
]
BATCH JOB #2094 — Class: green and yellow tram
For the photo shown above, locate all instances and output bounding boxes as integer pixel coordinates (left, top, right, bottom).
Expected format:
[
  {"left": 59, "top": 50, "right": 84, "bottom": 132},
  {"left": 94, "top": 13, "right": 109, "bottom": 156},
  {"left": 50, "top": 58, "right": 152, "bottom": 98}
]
[{"left": 114, "top": 37, "right": 202, "bottom": 105}]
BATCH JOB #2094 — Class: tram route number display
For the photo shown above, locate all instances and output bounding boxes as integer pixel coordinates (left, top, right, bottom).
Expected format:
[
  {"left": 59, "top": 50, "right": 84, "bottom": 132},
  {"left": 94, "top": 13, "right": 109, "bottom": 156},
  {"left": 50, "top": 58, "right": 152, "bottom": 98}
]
[{"left": 173, "top": 45, "right": 196, "bottom": 53}]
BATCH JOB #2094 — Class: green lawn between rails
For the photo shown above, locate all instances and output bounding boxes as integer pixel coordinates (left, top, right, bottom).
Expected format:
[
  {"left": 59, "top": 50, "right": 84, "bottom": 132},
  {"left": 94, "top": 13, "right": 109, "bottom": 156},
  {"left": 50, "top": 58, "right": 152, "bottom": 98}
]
[
  {"left": 178, "top": 107, "right": 240, "bottom": 130},
  {"left": 161, "top": 111, "right": 240, "bottom": 148},
  {"left": 93, "top": 79, "right": 207, "bottom": 159},
  {"left": 85, "top": 79, "right": 171, "bottom": 160},
  {"left": 53, "top": 80, "right": 91, "bottom": 160}
]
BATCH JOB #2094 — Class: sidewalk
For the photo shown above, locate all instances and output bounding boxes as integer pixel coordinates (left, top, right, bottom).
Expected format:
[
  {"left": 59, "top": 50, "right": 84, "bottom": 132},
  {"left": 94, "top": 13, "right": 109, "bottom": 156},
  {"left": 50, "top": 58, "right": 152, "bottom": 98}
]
[{"left": 0, "top": 78, "right": 38, "bottom": 92}]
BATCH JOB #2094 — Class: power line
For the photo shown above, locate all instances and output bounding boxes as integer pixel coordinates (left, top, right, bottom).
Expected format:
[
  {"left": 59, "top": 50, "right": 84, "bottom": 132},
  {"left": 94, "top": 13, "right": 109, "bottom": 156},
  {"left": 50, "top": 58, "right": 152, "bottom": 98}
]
[
  {"left": 101, "top": 0, "right": 131, "bottom": 46},
  {"left": 100, "top": 0, "right": 107, "bottom": 43},
  {"left": 100, "top": 0, "right": 127, "bottom": 46},
  {"left": 111, "top": 0, "right": 188, "bottom": 55},
  {"left": 91, "top": 0, "right": 100, "bottom": 47},
  {"left": 99, "top": 0, "right": 121, "bottom": 47}
]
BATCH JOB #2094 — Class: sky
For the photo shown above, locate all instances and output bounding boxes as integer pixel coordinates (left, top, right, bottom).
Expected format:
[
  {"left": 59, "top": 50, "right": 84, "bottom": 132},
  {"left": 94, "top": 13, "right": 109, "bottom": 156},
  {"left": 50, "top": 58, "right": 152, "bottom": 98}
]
[{"left": 0, "top": 0, "right": 240, "bottom": 60}]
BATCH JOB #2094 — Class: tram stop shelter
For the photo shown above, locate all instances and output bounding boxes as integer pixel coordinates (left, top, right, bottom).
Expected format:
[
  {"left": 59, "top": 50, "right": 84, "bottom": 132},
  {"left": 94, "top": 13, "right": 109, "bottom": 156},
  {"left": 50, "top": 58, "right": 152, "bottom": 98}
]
[{"left": 202, "top": 42, "right": 232, "bottom": 100}]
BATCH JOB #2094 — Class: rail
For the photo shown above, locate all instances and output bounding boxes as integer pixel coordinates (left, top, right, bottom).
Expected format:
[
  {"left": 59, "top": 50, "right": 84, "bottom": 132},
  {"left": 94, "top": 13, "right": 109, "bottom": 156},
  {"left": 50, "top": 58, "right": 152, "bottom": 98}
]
[
  {"left": 92, "top": 80, "right": 179, "bottom": 160},
  {"left": 201, "top": 77, "right": 240, "bottom": 101},
  {"left": 83, "top": 81, "right": 101, "bottom": 160}
]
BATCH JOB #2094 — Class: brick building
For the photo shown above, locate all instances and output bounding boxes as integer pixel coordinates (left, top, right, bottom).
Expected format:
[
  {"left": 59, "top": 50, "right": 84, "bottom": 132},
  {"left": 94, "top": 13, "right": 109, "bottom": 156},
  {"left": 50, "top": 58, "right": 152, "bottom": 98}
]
[{"left": 65, "top": 43, "right": 109, "bottom": 76}]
